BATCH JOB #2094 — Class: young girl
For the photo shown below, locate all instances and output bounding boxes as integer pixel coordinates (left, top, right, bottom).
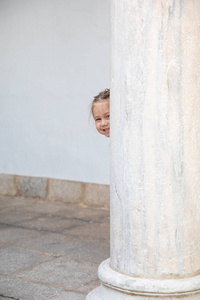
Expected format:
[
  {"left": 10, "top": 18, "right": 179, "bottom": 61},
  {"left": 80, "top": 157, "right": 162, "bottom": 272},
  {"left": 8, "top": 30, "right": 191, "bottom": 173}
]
[{"left": 91, "top": 88, "right": 110, "bottom": 138}]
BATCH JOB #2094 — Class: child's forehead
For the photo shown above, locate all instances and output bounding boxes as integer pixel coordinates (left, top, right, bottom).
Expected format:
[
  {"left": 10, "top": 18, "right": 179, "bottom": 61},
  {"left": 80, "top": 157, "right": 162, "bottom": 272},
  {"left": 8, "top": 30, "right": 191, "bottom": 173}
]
[
  {"left": 92, "top": 100, "right": 110, "bottom": 115},
  {"left": 93, "top": 100, "right": 109, "bottom": 110}
]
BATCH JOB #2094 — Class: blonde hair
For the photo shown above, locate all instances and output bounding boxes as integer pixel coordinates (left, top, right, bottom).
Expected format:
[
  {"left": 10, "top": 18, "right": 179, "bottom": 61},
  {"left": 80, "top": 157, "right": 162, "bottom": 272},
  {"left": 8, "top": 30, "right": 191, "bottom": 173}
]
[{"left": 91, "top": 88, "right": 110, "bottom": 116}]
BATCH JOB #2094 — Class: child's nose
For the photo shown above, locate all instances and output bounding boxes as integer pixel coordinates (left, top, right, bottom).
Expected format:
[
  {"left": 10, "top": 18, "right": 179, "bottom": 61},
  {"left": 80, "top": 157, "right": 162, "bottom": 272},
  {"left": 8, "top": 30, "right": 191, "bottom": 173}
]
[{"left": 102, "top": 118, "right": 108, "bottom": 126}]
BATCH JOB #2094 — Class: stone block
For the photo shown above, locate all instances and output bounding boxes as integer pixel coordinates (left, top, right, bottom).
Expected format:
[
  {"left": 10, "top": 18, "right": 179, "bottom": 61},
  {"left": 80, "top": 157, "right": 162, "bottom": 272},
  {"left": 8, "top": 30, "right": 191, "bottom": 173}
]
[
  {"left": 0, "top": 276, "right": 64, "bottom": 300},
  {"left": 0, "top": 228, "right": 40, "bottom": 247},
  {"left": 17, "top": 176, "right": 47, "bottom": 198},
  {"left": 51, "top": 292, "right": 85, "bottom": 300},
  {"left": 0, "top": 209, "right": 43, "bottom": 225},
  {"left": 15, "top": 233, "right": 78, "bottom": 256},
  {"left": 78, "top": 279, "right": 100, "bottom": 294},
  {"left": 47, "top": 178, "right": 82, "bottom": 203},
  {"left": 0, "top": 174, "right": 110, "bottom": 208},
  {"left": 56, "top": 204, "right": 110, "bottom": 223},
  {"left": 16, "top": 233, "right": 109, "bottom": 264},
  {"left": 17, "top": 215, "right": 85, "bottom": 233},
  {"left": 0, "top": 247, "right": 52, "bottom": 275},
  {"left": 83, "top": 183, "right": 110, "bottom": 208},
  {"left": 0, "top": 174, "right": 16, "bottom": 196},
  {"left": 67, "top": 222, "right": 110, "bottom": 243},
  {"left": 18, "top": 256, "right": 98, "bottom": 290}
]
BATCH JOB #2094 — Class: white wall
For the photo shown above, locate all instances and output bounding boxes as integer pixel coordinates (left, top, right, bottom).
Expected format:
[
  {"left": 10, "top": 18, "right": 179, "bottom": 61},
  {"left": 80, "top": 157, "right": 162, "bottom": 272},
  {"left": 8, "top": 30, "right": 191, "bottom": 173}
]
[{"left": 0, "top": 0, "right": 110, "bottom": 185}]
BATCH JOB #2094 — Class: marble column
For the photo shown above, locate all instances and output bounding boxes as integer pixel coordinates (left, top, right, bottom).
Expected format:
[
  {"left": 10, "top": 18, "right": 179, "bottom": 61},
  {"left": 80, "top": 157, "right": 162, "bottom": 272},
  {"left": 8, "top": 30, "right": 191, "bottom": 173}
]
[{"left": 86, "top": 0, "right": 200, "bottom": 299}]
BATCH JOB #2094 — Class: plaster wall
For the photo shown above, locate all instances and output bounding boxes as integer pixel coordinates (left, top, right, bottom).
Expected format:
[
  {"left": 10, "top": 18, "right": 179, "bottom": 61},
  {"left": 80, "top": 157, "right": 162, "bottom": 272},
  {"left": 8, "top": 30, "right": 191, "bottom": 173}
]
[{"left": 0, "top": 0, "right": 110, "bottom": 184}]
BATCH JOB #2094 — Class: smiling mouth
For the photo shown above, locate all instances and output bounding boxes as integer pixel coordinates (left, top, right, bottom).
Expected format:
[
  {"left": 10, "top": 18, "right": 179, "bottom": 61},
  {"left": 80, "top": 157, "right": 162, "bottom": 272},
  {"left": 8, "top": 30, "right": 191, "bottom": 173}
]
[{"left": 103, "top": 128, "right": 110, "bottom": 132}]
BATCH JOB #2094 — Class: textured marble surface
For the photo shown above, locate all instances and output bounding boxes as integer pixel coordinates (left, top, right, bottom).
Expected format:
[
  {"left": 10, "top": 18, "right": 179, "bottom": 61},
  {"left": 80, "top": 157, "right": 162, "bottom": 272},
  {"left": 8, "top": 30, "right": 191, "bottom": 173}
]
[
  {"left": 110, "top": 0, "right": 200, "bottom": 278},
  {"left": 87, "top": 0, "right": 200, "bottom": 299}
]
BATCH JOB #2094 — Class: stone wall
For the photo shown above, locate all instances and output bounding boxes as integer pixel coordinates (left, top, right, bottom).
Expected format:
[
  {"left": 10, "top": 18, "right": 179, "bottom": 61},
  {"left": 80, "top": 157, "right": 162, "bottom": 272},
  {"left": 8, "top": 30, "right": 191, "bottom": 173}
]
[{"left": 0, "top": 174, "right": 110, "bottom": 209}]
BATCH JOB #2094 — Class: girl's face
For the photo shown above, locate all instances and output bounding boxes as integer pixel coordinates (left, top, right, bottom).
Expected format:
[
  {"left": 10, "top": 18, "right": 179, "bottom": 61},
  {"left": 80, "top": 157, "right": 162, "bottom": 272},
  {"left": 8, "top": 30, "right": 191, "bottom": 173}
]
[{"left": 93, "top": 100, "right": 110, "bottom": 137}]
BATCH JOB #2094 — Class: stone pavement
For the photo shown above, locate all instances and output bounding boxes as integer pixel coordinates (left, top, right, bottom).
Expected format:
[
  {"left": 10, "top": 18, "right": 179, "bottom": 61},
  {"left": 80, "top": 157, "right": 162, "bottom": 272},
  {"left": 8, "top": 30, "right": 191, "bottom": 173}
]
[{"left": 0, "top": 195, "right": 110, "bottom": 300}]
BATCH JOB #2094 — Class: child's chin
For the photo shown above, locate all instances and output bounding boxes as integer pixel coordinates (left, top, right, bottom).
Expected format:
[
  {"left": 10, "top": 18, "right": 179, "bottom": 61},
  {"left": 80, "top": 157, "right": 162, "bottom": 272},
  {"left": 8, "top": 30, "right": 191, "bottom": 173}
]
[{"left": 100, "top": 131, "right": 110, "bottom": 137}]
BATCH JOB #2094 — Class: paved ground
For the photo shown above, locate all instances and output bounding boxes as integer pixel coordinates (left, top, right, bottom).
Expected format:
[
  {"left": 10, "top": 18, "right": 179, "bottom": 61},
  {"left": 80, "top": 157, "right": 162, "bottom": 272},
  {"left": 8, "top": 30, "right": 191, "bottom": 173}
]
[{"left": 0, "top": 195, "right": 110, "bottom": 300}]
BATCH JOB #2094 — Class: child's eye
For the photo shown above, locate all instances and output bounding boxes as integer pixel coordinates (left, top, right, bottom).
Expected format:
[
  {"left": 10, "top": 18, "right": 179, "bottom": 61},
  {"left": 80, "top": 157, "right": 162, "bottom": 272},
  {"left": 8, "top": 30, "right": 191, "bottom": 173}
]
[
  {"left": 106, "top": 115, "right": 110, "bottom": 118},
  {"left": 95, "top": 118, "right": 101, "bottom": 122}
]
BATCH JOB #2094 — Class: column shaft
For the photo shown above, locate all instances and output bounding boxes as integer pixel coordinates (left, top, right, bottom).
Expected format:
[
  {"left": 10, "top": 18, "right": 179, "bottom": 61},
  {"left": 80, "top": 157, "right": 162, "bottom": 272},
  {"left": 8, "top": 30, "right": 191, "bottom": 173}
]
[
  {"left": 87, "top": 0, "right": 200, "bottom": 298},
  {"left": 110, "top": 0, "right": 200, "bottom": 279}
]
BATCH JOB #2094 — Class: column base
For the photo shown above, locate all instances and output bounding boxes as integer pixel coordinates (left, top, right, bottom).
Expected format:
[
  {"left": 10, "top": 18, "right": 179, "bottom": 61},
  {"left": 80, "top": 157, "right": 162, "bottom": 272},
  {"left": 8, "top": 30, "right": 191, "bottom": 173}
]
[{"left": 86, "top": 259, "right": 200, "bottom": 299}]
